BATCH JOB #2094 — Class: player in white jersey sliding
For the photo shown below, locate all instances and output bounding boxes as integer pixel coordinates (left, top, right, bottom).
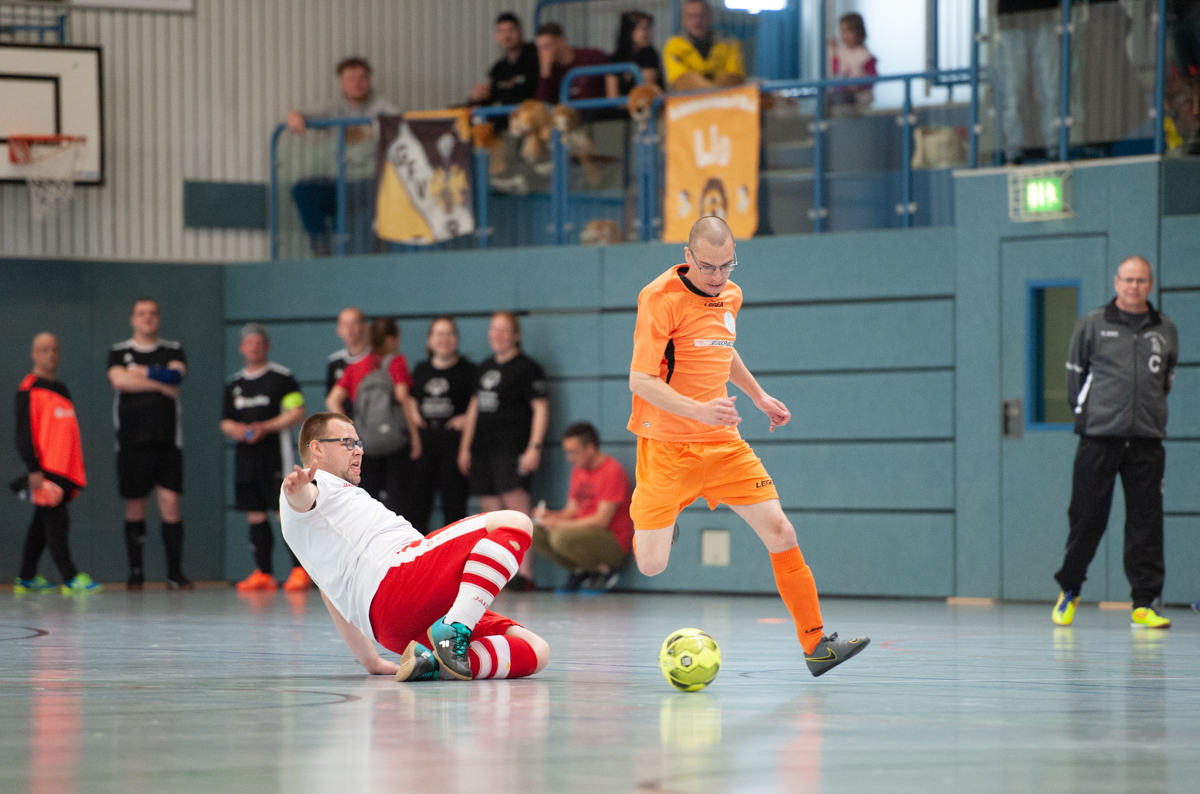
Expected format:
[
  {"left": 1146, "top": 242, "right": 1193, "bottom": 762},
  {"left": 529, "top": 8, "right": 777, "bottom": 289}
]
[{"left": 280, "top": 412, "right": 549, "bottom": 681}]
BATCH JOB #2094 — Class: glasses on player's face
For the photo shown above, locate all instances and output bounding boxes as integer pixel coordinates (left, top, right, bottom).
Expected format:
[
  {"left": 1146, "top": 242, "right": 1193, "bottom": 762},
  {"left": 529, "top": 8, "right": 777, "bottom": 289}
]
[
  {"left": 693, "top": 255, "right": 737, "bottom": 276},
  {"left": 317, "top": 437, "right": 364, "bottom": 451}
]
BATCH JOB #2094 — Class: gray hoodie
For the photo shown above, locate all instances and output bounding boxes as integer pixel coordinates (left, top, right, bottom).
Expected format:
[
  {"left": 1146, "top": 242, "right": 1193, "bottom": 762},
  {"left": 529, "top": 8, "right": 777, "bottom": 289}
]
[{"left": 1066, "top": 299, "right": 1178, "bottom": 438}]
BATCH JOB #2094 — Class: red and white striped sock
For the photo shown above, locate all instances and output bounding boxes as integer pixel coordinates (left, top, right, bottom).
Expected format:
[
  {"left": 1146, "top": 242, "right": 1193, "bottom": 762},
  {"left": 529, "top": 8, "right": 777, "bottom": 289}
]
[
  {"left": 469, "top": 634, "right": 539, "bottom": 679},
  {"left": 443, "top": 528, "right": 531, "bottom": 630}
]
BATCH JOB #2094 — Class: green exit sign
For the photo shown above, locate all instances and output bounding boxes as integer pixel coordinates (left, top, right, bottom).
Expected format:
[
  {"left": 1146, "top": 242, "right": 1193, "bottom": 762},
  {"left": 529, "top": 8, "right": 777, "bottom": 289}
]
[
  {"left": 1009, "top": 166, "right": 1073, "bottom": 222},
  {"left": 1025, "top": 177, "right": 1063, "bottom": 213}
]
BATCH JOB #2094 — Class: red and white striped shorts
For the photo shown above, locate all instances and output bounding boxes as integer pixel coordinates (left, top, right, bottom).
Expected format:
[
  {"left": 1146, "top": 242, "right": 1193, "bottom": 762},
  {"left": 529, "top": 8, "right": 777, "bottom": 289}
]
[{"left": 368, "top": 515, "right": 521, "bottom": 655}]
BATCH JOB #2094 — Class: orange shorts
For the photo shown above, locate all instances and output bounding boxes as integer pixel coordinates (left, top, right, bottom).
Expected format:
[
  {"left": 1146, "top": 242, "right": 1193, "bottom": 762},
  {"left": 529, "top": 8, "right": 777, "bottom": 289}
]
[{"left": 630, "top": 436, "right": 779, "bottom": 530}]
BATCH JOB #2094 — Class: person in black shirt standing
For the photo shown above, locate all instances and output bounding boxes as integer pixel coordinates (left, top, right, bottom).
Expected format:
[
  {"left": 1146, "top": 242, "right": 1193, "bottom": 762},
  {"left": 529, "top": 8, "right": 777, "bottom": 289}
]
[
  {"left": 606, "top": 11, "right": 665, "bottom": 97},
  {"left": 221, "top": 324, "right": 308, "bottom": 592},
  {"left": 107, "top": 299, "right": 191, "bottom": 590},
  {"left": 468, "top": 12, "right": 540, "bottom": 130},
  {"left": 459, "top": 311, "right": 549, "bottom": 589},
  {"left": 326, "top": 306, "right": 370, "bottom": 415},
  {"left": 409, "top": 317, "right": 478, "bottom": 535}
]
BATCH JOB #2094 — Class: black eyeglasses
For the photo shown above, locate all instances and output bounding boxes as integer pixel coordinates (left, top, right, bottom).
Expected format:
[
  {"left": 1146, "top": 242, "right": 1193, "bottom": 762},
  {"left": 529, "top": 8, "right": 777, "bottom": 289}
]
[{"left": 316, "top": 437, "right": 364, "bottom": 450}]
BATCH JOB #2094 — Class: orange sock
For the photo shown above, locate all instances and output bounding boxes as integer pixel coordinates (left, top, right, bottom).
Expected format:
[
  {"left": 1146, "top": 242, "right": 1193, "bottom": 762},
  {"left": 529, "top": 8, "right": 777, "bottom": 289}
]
[{"left": 769, "top": 546, "right": 824, "bottom": 654}]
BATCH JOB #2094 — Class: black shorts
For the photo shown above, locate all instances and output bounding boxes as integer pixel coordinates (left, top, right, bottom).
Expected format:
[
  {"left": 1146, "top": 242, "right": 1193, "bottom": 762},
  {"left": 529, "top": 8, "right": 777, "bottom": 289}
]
[
  {"left": 469, "top": 452, "right": 532, "bottom": 497},
  {"left": 235, "top": 478, "right": 284, "bottom": 512},
  {"left": 117, "top": 443, "right": 183, "bottom": 499}
]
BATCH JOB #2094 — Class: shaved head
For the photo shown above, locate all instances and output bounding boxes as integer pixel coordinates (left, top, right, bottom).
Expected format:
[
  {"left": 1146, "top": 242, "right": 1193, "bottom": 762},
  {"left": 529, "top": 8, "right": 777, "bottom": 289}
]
[
  {"left": 1117, "top": 255, "right": 1153, "bottom": 279},
  {"left": 688, "top": 215, "right": 731, "bottom": 251},
  {"left": 32, "top": 332, "right": 57, "bottom": 350}
]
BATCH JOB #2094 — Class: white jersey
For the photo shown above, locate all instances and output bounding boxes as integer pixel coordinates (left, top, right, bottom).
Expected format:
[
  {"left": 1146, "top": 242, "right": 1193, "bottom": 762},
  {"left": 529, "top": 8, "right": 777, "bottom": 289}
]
[{"left": 280, "top": 469, "right": 423, "bottom": 641}]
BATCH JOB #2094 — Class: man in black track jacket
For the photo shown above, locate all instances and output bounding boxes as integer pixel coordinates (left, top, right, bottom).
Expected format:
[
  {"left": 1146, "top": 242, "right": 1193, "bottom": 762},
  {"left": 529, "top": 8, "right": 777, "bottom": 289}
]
[{"left": 1051, "top": 256, "right": 1179, "bottom": 629}]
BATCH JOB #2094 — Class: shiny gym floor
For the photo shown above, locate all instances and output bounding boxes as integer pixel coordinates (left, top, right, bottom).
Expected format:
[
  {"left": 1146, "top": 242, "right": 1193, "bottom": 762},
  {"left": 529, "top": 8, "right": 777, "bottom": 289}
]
[{"left": 1, "top": 589, "right": 1197, "bottom": 794}]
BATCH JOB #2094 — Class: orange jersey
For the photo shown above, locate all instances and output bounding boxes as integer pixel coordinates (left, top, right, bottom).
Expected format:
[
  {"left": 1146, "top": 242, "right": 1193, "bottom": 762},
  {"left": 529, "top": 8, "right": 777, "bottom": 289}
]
[{"left": 628, "top": 264, "right": 742, "bottom": 442}]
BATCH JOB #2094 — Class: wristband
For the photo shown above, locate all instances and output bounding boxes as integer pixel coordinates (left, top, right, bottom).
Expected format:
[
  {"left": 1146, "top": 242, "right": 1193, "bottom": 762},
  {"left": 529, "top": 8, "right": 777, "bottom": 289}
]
[{"left": 147, "top": 365, "right": 182, "bottom": 385}]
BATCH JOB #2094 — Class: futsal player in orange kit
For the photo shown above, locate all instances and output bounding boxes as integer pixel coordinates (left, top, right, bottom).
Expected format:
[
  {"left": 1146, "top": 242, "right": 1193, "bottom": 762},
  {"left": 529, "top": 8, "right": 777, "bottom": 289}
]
[{"left": 628, "top": 216, "right": 869, "bottom": 676}]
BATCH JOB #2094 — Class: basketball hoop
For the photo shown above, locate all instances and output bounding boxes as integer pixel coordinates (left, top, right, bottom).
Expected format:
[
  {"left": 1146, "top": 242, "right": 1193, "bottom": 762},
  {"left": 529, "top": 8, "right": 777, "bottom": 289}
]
[{"left": 8, "top": 135, "right": 87, "bottom": 221}]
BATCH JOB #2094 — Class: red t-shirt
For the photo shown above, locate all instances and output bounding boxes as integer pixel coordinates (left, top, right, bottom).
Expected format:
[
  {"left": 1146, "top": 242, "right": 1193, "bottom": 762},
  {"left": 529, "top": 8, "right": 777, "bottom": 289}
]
[
  {"left": 337, "top": 353, "right": 413, "bottom": 402},
  {"left": 569, "top": 455, "right": 633, "bottom": 554}
]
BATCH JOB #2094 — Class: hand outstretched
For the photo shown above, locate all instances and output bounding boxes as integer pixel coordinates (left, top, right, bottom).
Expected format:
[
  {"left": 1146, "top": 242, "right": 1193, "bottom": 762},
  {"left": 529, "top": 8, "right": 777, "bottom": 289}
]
[{"left": 283, "top": 463, "right": 318, "bottom": 495}]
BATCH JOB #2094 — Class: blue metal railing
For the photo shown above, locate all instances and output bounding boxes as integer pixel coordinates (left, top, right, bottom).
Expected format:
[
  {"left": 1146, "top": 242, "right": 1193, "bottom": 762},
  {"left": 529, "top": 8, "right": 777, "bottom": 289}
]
[
  {"left": 268, "top": 0, "right": 1173, "bottom": 256},
  {"left": 269, "top": 116, "right": 370, "bottom": 259},
  {"left": 0, "top": 12, "right": 66, "bottom": 43}
]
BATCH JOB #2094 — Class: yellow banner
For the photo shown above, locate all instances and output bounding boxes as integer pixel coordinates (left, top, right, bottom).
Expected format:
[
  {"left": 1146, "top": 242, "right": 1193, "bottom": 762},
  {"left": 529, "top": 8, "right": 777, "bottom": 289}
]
[
  {"left": 375, "top": 108, "right": 474, "bottom": 245},
  {"left": 663, "top": 85, "right": 760, "bottom": 243}
]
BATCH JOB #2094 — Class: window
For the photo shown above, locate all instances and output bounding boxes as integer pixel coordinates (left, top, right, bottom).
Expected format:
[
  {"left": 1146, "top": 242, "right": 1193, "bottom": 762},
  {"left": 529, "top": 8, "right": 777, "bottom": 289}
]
[{"left": 1027, "top": 281, "right": 1080, "bottom": 428}]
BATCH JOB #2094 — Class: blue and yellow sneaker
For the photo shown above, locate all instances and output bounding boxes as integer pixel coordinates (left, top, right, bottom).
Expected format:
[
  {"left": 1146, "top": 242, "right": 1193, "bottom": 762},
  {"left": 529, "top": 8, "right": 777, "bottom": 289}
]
[
  {"left": 61, "top": 573, "right": 102, "bottom": 595},
  {"left": 1131, "top": 605, "right": 1170, "bottom": 629},
  {"left": 427, "top": 618, "right": 472, "bottom": 680},
  {"left": 396, "top": 641, "right": 441, "bottom": 682},
  {"left": 1052, "top": 590, "right": 1079, "bottom": 626},
  {"left": 14, "top": 575, "right": 54, "bottom": 594}
]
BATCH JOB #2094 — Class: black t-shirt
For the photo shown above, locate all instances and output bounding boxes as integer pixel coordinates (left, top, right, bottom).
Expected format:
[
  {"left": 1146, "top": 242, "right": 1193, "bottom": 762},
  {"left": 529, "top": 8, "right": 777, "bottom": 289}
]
[
  {"left": 412, "top": 357, "right": 478, "bottom": 431},
  {"left": 223, "top": 363, "right": 304, "bottom": 483},
  {"left": 488, "top": 43, "right": 540, "bottom": 107},
  {"left": 616, "top": 46, "right": 665, "bottom": 94},
  {"left": 472, "top": 352, "right": 549, "bottom": 455},
  {"left": 107, "top": 339, "right": 187, "bottom": 449}
]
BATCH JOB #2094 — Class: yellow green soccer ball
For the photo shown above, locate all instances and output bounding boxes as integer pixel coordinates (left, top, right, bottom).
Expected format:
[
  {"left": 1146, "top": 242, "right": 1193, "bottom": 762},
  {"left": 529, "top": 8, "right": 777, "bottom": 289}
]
[{"left": 659, "top": 628, "right": 721, "bottom": 691}]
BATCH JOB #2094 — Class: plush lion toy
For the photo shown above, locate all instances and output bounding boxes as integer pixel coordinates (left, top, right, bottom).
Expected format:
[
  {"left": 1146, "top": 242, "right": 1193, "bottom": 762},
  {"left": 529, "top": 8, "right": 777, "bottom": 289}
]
[
  {"left": 551, "top": 104, "right": 601, "bottom": 187},
  {"left": 627, "top": 84, "right": 663, "bottom": 131},
  {"left": 508, "top": 99, "right": 554, "bottom": 164}
]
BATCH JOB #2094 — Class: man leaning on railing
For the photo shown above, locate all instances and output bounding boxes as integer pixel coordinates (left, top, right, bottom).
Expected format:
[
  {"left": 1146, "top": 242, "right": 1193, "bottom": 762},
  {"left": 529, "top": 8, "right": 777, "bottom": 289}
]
[{"left": 286, "top": 57, "right": 399, "bottom": 256}]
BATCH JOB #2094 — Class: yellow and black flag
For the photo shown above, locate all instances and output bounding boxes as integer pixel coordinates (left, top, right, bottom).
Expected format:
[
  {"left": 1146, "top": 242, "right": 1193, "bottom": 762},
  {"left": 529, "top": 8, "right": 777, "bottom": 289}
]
[{"left": 375, "top": 109, "right": 475, "bottom": 245}]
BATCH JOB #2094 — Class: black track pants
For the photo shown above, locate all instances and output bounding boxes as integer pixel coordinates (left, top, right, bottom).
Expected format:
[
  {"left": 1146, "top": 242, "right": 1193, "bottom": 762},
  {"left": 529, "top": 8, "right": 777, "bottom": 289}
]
[
  {"left": 1054, "top": 436, "right": 1165, "bottom": 607},
  {"left": 19, "top": 502, "right": 78, "bottom": 582},
  {"left": 408, "top": 428, "right": 470, "bottom": 535}
]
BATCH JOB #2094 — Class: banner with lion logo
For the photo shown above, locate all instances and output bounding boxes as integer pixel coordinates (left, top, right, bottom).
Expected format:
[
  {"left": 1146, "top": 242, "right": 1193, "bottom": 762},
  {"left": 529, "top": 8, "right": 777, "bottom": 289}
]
[
  {"left": 376, "top": 109, "right": 474, "bottom": 244},
  {"left": 663, "top": 85, "right": 759, "bottom": 243}
]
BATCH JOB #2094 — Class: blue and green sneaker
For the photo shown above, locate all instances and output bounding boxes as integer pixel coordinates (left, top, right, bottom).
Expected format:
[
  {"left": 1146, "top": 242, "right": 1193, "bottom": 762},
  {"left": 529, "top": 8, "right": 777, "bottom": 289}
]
[
  {"left": 61, "top": 573, "right": 103, "bottom": 595},
  {"left": 14, "top": 575, "right": 55, "bottom": 594},
  {"left": 396, "top": 641, "right": 442, "bottom": 682},
  {"left": 427, "top": 618, "right": 473, "bottom": 680}
]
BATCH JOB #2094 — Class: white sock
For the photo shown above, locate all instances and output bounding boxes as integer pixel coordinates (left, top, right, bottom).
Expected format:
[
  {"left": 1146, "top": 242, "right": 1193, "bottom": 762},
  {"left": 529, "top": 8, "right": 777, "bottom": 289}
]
[{"left": 443, "top": 537, "right": 519, "bottom": 629}]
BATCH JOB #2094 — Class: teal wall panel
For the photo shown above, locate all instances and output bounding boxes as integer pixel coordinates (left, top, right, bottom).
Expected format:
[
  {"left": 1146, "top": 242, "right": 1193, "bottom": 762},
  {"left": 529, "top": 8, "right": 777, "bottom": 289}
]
[
  {"left": 1159, "top": 292, "right": 1200, "bottom": 363},
  {"left": 0, "top": 259, "right": 226, "bottom": 585},
  {"left": 1164, "top": 441, "right": 1200, "bottom": 513},
  {"left": 738, "top": 371, "right": 954, "bottom": 441},
  {"left": 1169, "top": 368, "right": 1200, "bottom": 437},
  {"left": 737, "top": 300, "right": 954, "bottom": 372},
  {"left": 1158, "top": 215, "right": 1200, "bottom": 288},
  {"left": 601, "top": 312, "right": 637, "bottom": 376},
  {"left": 1164, "top": 517, "right": 1200, "bottom": 605},
  {"left": 612, "top": 509, "right": 953, "bottom": 597},
  {"left": 520, "top": 314, "right": 602, "bottom": 378},
  {"left": 756, "top": 442, "right": 954, "bottom": 510}
]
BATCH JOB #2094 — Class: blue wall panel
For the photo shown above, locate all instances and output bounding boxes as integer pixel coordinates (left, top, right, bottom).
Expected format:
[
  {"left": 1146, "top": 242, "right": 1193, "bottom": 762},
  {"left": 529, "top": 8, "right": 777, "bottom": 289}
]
[
  {"left": 1164, "top": 441, "right": 1200, "bottom": 513},
  {"left": 614, "top": 510, "right": 953, "bottom": 597},
  {"left": 756, "top": 442, "right": 954, "bottom": 511},
  {"left": 737, "top": 300, "right": 954, "bottom": 372},
  {"left": 1169, "top": 368, "right": 1200, "bottom": 437},
  {"left": 1159, "top": 291, "right": 1200, "bottom": 363},
  {"left": 1159, "top": 215, "right": 1200, "bottom": 289},
  {"left": 520, "top": 314, "right": 602, "bottom": 378},
  {"left": 1164, "top": 517, "right": 1200, "bottom": 604},
  {"left": 739, "top": 371, "right": 954, "bottom": 441}
]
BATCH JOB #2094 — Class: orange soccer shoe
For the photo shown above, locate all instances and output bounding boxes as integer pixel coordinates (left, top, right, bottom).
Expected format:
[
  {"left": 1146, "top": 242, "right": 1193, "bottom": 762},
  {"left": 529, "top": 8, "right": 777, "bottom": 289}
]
[
  {"left": 236, "top": 569, "right": 278, "bottom": 592},
  {"left": 282, "top": 567, "right": 312, "bottom": 592}
]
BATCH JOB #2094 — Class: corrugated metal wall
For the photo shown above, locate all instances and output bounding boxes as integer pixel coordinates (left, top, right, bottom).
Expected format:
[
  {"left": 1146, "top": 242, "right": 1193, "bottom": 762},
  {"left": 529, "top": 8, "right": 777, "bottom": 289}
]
[{"left": 0, "top": 0, "right": 541, "bottom": 262}]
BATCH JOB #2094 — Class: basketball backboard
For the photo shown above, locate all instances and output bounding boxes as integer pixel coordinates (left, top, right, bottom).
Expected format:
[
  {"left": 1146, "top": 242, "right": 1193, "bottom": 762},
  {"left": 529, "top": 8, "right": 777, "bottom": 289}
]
[{"left": 0, "top": 43, "right": 103, "bottom": 184}]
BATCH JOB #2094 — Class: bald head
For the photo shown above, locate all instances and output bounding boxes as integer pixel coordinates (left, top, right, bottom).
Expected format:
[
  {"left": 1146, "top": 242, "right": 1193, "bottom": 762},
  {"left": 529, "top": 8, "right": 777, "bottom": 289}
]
[
  {"left": 31, "top": 333, "right": 59, "bottom": 378},
  {"left": 1114, "top": 255, "right": 1154, "bottom": 314},
  {"left": 688, "top": 215, "right": 731, "bottom": 252}
]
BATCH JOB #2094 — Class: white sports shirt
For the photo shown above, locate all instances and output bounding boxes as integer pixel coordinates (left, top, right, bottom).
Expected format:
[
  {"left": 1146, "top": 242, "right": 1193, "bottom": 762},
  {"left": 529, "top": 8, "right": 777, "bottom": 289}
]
[{"left": 280, "top": 468, "right": 423, "bottom": 641}]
